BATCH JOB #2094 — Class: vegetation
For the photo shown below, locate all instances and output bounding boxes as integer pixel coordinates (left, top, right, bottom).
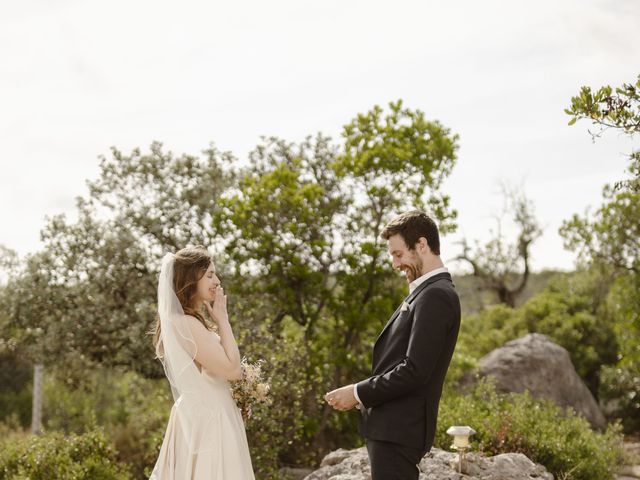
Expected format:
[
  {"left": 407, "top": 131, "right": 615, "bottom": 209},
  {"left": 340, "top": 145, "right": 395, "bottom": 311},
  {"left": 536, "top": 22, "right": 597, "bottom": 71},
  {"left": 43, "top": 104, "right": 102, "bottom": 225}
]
[
  {"left": 0, "top": 82, "right": 637, "bottom": 478},
  {"left": 436, "top": 380, "right": 623, "bottom": 480}
]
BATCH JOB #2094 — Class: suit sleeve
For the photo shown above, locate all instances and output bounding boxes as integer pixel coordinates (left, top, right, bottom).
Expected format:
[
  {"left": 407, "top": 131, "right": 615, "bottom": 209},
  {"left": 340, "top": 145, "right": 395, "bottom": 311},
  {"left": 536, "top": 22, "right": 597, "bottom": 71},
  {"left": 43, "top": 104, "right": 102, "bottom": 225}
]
[{"left": 356, "top": 288, "right": 454, "bottom": 408}]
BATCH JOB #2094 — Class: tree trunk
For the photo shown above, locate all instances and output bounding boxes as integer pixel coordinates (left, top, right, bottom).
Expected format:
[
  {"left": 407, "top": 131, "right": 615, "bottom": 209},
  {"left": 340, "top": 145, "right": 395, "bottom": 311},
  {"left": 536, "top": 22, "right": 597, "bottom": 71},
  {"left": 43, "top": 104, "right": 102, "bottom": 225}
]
[{"left": 31, "top": 363, "right": 44, "bottom": 435}]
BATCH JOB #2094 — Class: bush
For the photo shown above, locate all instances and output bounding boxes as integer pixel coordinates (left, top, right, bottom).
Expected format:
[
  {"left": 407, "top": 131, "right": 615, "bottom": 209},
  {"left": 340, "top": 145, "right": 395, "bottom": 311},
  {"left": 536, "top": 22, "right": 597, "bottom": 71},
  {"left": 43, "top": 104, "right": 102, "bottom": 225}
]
[
  {"left": 436, "top": 380, "right": 624, "bottom": 480},
  {"left": 238, "top": 319, "right": 315, "bottom": 479},
  {"left": 456, "top": 272, "right": 619, "bottom": 397},
  {"left": 41, "top": 368, "right": 170, "bottom": 478},
  {"left": 600, "top": 364, "right": 640, "bottom": 433},
  {"left": 0, "top": 350, "right": 33, "bottom": 427},
  {"left": 0, "top": 428, "right": 132, "bottom": 480},
  {"left": 598, "top": 277, "right": 640, "bottom": 433}
]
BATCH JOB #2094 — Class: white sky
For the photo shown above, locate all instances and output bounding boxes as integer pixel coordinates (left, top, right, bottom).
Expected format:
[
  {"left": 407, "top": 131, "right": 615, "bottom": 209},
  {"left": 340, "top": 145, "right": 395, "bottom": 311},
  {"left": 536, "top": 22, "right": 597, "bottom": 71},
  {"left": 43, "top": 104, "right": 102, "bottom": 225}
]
[{"left": 1, "top": 0, "right": 638, "bottom": 272}]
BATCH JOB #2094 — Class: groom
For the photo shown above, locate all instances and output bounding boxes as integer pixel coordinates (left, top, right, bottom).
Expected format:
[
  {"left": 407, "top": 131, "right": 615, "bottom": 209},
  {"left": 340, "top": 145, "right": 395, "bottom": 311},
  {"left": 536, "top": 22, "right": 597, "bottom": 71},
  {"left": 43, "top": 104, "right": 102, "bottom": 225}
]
[{"left": 325, "top": 210, "right": 461, "bottom": 480}]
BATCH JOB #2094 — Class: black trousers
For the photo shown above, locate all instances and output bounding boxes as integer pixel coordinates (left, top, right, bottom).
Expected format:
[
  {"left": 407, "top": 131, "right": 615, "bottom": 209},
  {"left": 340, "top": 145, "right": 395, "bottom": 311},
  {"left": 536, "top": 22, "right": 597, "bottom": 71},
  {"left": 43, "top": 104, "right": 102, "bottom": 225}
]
[{"left": 366, "top": 438, "right": 423, "bottom": 480}]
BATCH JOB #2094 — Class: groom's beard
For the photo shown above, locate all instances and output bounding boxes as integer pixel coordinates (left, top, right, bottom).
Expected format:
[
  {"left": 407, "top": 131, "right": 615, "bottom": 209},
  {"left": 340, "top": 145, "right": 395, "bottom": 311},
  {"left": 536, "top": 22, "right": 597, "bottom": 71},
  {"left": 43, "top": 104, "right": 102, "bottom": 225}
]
[{"left": 400, "top": 257, "right": 424, "bottom": 283}]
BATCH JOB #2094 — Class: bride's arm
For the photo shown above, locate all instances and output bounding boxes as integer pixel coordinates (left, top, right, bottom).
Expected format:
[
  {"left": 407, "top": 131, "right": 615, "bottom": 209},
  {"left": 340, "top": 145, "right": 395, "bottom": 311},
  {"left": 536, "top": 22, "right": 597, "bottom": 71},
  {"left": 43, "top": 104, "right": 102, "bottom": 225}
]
[
  {"left": 188, "top": 318, "right": 243, "bottom": 381},
  {"left": 182, "top": 284, "right": 241, "bottom": 380}
]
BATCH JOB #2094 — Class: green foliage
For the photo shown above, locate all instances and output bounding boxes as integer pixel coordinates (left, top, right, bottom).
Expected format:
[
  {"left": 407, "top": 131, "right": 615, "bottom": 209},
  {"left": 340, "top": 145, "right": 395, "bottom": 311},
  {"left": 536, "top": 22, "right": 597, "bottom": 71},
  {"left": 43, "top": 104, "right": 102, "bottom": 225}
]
[
  {"left": 0, "top": 350, "right": 32, "bottom": 427},
  {"left": 337, "top": 99, "right": 458, "bottom": 232},
  {"left": 560, "top": 186, "right": 639, "bottom": 275},
  {"left": 0, "top": 99, "right": 462, "bottom": 472},
  {"left": 214, "top": 102, "right": 459, "bottom": 457},
  {"left": 562, "top": 74, "right": 639, "bottom": 284},
  {"left": 514, "top": 274, "right": 618, "bottom": 394},
  {"left": 237, "top": 321, "right": 315, "bottom": 478},
  {"left": 598, "top": 277, "right": 640, "bottom": 432},
  {"left": 457, "top": 271, "right": 619, "bottom": 397},
  {"left": 0, "top": 429, "right": 132, "bottom": 480},
  {"left": 39, "top": 368, "right": 170, "bottom": 478},
  {"left": 562, "top": 75, "right": 640, "bottom": 432},
  {"left": 565, "top": 74, "right": 639, "bottom": 193},
  {"left": 565, "top": 75, "right": 640, "bottom": 134},
  {"left": 436, "top": 380, "right": 624, "bottom": 480}
]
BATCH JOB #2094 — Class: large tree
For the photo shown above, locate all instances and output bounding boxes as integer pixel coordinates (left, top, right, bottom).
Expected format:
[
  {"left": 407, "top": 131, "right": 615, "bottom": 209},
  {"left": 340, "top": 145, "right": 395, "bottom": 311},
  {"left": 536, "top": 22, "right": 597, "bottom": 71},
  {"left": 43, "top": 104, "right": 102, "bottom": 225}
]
[
  {"left": 216, "top": 101, "right": 459, "bottom": 455},
  {"left": 2, "top": 100, "right": 460, "bottom": 470}
]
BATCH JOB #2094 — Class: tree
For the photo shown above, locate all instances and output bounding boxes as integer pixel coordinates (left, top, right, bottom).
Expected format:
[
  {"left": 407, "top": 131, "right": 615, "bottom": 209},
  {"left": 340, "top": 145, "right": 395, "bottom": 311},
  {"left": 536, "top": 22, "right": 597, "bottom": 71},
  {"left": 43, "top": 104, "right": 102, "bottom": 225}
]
[
  {"left": 456, "top": 187, "right": 542, "bottom": 307},
  {"left": 2, "top": 100, "right": 461, "bottom": 470},
  {"left": 565, "top": 74, "right": 639, "bottom": 192},
  {"left": 560, "top": 187, "right": 639, "bottom": 276},
  {"left": 561, "top": 74, "right": 640, "bottom": 277},
  {"left": 0, "top": 245, "right": 18, "bottom": 277},
  {"left": 2, "top": 143, "right": 238, "bottom": 378},
  {"left": 216, "top": 101, "right": 460, "bottom": 457},
  {"left": 562, "top": 74, "right": 640, "bottom": 431}
]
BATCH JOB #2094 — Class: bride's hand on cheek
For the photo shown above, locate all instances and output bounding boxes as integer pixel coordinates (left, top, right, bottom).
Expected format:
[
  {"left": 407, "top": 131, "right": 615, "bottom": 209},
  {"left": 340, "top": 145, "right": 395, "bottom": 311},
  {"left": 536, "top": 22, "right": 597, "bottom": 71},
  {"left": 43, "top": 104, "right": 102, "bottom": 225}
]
[{"left": 204, "top": 287, "right": 228, "bottom": 325}]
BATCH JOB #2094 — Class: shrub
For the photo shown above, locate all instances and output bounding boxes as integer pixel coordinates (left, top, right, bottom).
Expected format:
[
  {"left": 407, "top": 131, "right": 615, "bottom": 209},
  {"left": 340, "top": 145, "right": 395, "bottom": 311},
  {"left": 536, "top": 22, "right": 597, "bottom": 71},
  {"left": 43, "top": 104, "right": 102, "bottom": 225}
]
[
  {"left": 41, "top": 368, "right": 170, "bottom": 478},
  {"left": 238, "top": 319, "right": 314, "bottom": 479},
  {"left": 0, "top": 428, "right": 131, "bottom": 480},
  {"left": 456, "top": 272, "right": 619, "bottom": 397},
  {"left": 0, "top": 350, "right": 33, "bottom": 427},
  {"left": 436, "top": 380, "right": 624, "bottom": 480},
  {"left": 598, "top": 277, "right": 640, "bottom": 433}
]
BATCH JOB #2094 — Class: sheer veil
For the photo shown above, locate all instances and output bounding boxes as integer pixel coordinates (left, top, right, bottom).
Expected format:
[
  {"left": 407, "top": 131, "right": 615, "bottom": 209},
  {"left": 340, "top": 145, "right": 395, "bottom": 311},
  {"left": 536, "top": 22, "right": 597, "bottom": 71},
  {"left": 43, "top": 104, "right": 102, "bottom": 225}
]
[{"left": 157, "top": 252, "right": 212, "bottom": 452}]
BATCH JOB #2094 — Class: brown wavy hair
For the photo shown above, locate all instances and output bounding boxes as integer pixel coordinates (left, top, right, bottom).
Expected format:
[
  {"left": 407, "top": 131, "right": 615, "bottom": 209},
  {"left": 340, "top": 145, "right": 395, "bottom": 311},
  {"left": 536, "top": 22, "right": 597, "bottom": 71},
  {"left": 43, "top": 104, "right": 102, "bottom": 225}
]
[{"left": 152, "top": 245, "right": 214, "bottom": 357}]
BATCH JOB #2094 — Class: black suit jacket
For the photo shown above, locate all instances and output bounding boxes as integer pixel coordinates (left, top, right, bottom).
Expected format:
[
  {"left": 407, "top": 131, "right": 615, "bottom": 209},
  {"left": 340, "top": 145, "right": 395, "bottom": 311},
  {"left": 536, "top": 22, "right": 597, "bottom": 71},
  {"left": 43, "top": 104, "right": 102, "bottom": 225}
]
[{"left": 356, "top": 272, "right": 461, "bottom": 453}]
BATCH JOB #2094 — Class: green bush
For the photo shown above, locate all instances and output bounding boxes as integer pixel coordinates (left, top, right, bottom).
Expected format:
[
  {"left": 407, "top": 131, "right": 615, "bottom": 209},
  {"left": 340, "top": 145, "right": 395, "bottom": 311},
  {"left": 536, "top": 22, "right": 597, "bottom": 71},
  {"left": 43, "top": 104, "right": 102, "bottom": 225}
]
[
  {"left": 457, "top": 272, "right": 619, "bottom": 397},
  {"left": 436, "top": 380, "right": 624, "bottom": 480},
  {"left": 0, "top": 429, "right": 132, "bottom": 480},
  {"left": 0, "top": 350, "right": 33, "bottom": 427},
  {"left": 598, "top": 277, "right": 640, "bottom": 433},
  {"left": 41, "top": 368, "right": 170, "bottom": 478},
  {"left": 600, "top": 364, "right": 640, "bottom": 433},
  {"left": 238, "top": 319, "right": 316, "bottom": 479}
]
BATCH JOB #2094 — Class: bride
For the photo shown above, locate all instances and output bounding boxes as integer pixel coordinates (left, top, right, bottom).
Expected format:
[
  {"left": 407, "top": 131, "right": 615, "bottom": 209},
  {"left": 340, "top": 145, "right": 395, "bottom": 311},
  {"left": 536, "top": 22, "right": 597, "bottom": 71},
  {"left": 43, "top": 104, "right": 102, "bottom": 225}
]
[{"left": 149, "top": 246, "right": 255, "bottom": 479}]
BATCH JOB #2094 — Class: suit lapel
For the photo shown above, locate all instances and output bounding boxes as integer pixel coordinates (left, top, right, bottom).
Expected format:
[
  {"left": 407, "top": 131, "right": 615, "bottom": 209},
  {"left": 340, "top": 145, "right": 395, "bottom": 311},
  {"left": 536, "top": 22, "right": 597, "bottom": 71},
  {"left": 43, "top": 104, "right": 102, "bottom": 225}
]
[
  {"left": 375, "top": 272, "right": 452, "bottom": 344},
  {"left": 376, "top": 304, "right": 404, "bottom": 343}
]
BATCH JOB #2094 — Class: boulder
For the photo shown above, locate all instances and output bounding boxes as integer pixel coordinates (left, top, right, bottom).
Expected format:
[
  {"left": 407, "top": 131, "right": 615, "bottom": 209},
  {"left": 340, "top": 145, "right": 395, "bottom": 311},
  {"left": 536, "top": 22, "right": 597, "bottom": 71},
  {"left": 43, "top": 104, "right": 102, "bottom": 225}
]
[
  {"left": 470, "top": 333, "right": 606, "bottom": 429},
  {"left": 303, "top": 446, "right": 553, "bottom": 480}
]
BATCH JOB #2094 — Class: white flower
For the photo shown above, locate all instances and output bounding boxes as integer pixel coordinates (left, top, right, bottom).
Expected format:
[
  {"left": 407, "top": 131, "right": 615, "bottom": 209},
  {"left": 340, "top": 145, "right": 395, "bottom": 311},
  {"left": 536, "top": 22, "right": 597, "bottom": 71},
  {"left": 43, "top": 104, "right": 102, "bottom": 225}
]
[
  {"left": 256, "top": 383, "right": 270, "bottom": 401},
  {"left": 400, "top": 301, "right": 410, "bottom": 312}
]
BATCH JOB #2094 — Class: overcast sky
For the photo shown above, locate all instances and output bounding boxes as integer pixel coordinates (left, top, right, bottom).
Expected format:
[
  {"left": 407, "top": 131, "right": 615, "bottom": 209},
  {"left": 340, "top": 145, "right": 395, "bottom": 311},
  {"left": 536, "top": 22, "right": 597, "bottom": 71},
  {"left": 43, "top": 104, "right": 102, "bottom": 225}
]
[{"left": 1, "top": 0, "right": 638, "bottom": 272}]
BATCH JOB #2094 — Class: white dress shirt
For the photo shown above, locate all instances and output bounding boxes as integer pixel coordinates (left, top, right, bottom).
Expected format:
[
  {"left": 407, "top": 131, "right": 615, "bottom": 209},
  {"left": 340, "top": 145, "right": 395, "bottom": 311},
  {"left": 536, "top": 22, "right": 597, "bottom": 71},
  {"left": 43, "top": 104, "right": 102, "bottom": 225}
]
[
  {"left": 353, "top": 266, "right": 449, "bottom": 406},
  {"left": 409, "top": 267, "right": 449, "bottom": 294}
]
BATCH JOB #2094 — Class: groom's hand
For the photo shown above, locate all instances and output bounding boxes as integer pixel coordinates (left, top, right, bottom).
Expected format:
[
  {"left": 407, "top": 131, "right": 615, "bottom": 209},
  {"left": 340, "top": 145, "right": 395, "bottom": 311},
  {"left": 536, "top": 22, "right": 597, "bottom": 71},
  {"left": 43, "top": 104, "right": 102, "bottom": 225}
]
[{"left": 325, "top": 385, "right": 358, "bottom": 411}]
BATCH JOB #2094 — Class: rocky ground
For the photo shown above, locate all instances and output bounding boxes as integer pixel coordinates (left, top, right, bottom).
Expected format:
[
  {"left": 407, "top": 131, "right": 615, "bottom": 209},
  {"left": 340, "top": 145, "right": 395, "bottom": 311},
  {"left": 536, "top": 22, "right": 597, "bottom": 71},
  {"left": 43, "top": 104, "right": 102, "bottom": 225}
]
[
  {"left": 618, "top": 440, "right": 640, "bottom": 480},
  {"left": 301, "top": 446, "right": 553, "bottom": 480},
  {"left": 283, "top": 440, "right": 640, "bottom": 480}
]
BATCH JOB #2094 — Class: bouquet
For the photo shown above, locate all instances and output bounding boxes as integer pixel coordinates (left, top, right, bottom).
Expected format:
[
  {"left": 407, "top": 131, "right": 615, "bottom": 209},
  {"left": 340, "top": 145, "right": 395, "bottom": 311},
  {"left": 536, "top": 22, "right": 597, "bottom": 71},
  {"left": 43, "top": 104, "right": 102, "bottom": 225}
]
[{"left": 231, "top": 357, "right": 271, "bottom": 422}]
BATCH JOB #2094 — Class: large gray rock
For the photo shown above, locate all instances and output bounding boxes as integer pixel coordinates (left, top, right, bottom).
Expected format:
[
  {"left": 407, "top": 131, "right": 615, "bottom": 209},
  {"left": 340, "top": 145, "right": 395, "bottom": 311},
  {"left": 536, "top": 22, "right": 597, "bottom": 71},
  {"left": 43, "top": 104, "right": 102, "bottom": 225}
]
[
  {"left": 474, "top": 333, "right": 606, "bottom": 429},
  {"left": 303, "top": 447, "right": 553, "bottom": 480}
]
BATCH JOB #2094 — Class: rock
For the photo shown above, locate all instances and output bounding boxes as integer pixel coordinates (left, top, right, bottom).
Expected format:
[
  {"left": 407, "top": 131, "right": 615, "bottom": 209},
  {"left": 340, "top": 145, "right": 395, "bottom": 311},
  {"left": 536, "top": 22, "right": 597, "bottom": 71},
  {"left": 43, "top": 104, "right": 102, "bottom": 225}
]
[
  {"left": 618, "top": 465, "right": 640, "bottom": 478},
  {"left": 279, "top": 467, "right": 315, "bottom": 479},
  {"left": 470, "top": 333, "right": 606, "bottom": 429},
  {"left": 303, "top": 447, "right": 553, "bottom": 480},
  {"left": 305, "top": 447, "right": 370, "bottom": 480},
  {"left": 320, "top": 449, "right": 358, "bottom": 467}
]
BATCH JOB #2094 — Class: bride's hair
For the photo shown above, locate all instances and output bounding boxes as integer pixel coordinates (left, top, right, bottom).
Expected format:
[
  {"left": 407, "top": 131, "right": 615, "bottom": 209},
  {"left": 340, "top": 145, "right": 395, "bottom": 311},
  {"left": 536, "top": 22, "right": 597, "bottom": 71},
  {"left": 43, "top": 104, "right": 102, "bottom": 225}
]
[{"left": 152, "top": 245, "right": 214, "bottom": 357}]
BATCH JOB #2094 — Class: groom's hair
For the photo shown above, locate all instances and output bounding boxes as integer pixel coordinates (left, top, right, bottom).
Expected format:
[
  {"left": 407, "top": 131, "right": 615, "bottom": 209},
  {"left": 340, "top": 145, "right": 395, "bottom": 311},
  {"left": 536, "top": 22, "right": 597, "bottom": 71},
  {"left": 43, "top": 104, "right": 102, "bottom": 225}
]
[{"left": 380, "top": 210, "right": 441, "bottom": 255}]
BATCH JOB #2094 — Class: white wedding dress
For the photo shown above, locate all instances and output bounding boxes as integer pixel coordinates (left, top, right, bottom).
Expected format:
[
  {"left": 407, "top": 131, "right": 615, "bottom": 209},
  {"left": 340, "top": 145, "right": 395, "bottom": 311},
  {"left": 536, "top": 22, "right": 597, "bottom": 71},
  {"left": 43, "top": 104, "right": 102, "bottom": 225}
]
[
  {"left": 149, "top": 331, "right": 255, "bottom": 479},
  {"left": 150, "top": 253, "right": 255, "bottom": 479}
]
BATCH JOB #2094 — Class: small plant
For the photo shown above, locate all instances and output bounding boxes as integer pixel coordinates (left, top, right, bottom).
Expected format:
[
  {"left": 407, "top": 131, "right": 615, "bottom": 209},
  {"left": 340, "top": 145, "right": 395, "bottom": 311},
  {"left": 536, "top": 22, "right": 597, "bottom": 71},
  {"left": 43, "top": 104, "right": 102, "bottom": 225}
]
[
  {"left": 0, "top": 428, "right": 132, "bottom": 480},
  {"left": 436, "top": 380, "right": 624, "bottom": 480}
]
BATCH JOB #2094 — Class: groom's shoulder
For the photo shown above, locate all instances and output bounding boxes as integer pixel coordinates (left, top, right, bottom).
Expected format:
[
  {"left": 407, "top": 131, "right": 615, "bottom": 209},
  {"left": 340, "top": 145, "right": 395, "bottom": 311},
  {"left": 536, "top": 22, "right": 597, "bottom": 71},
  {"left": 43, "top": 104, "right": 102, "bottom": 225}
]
[{"left": 417, "top": 276, "right": 458, "bottom": 303}]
